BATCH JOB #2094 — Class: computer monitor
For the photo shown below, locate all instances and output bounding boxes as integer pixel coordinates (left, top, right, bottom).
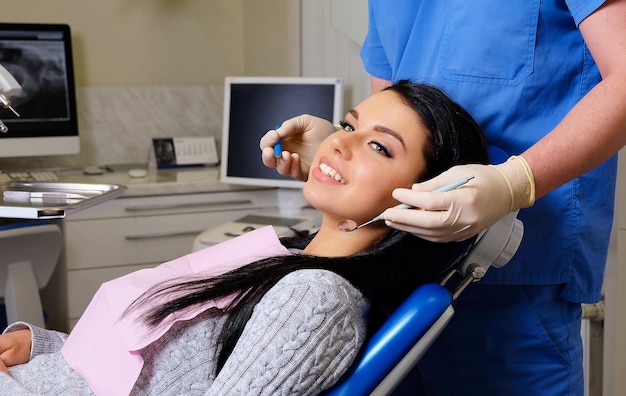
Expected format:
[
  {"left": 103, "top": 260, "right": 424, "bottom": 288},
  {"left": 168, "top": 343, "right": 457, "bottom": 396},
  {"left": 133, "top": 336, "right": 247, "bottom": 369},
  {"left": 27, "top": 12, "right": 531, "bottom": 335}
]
[
  {"left": 220, "top": 76, "right": 343, "bottom": 189},
  {"left": 0, "top": 23, "right": 79, "bottom": 158}
]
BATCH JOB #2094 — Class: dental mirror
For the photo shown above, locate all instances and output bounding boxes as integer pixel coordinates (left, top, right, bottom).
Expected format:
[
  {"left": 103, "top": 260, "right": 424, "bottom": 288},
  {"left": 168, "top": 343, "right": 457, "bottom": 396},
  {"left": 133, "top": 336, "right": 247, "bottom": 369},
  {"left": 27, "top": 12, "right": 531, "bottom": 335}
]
[{"left": 338, "top": 219, "right": 358, "bottom": 232}]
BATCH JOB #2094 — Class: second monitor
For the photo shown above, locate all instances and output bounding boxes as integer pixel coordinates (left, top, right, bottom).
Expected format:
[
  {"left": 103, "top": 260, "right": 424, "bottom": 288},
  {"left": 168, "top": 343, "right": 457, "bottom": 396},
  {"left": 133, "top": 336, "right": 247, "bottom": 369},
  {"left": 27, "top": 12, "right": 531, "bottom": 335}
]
[{"left": 220, "top": 76, "right": 343, "bottom": 189}]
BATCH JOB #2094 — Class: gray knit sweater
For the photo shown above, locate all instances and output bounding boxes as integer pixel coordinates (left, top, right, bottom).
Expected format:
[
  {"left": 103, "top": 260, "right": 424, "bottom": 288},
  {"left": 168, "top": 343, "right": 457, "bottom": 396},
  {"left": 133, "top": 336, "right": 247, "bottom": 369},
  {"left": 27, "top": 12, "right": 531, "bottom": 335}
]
[{"left": 0, "top": 269, "right": 368, "bottom": 395}]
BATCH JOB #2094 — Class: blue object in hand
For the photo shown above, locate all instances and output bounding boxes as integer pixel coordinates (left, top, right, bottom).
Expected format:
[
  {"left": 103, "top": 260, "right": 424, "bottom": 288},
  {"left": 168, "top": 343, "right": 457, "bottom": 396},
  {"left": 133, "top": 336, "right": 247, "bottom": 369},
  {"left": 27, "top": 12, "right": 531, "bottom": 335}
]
[
  {"left": 273, "top": 125, "right": 282, "bottom": 158},
  {"left": 274, "top": 139, "right": 282, "bottom": 158}
]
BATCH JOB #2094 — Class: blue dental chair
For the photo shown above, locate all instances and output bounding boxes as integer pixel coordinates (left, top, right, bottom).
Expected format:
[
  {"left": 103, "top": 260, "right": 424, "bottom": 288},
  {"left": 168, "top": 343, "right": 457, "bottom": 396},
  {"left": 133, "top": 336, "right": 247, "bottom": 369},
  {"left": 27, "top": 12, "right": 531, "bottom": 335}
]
[{"left": 323, "top": 211, "right": 524, "bottom": 396}]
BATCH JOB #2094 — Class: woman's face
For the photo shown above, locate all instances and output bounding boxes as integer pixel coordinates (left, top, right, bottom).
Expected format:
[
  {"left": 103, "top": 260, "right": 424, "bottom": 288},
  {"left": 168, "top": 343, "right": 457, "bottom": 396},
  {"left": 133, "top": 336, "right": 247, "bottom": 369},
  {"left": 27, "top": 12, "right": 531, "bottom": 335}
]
[{"left": 304, "top": 89, "right": 429, "bottom": 225}]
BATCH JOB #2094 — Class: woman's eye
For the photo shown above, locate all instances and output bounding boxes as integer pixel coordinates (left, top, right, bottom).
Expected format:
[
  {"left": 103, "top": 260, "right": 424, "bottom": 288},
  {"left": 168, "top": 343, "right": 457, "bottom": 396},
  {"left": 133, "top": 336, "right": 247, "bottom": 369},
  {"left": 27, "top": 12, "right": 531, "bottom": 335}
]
[
  {"left": 339, "top": 120, "right": 355, "bottom": 132},
  {"left": 338, "top": 120, "right": 390, "bottom": 157},
  {"left": 369, "top": 141, "right": 391, "bottom": 157}
]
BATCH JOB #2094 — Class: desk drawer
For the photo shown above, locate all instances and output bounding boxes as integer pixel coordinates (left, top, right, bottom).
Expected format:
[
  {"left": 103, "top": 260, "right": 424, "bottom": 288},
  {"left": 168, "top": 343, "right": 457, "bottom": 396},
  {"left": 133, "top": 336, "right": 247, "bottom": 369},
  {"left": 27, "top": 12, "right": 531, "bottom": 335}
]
[
  {"left": 64, "top": 208, "right": 256, "bottom": 269},
  {"left": 66, "top": 189, "right": 277, "bottom": 220},
  {"left": 67, "top": 264, "right": 155, "bottom": 324}
]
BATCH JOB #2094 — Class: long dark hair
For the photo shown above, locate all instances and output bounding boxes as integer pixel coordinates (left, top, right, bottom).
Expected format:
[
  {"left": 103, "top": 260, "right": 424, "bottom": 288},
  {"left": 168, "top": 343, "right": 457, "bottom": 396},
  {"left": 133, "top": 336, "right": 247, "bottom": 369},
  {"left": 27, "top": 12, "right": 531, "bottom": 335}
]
[
  {"left": 125, "top": 80, "right": 489, "bottom": 373},
  {"left": 387, "top": 81, "right": 488, "bottom": 183}
]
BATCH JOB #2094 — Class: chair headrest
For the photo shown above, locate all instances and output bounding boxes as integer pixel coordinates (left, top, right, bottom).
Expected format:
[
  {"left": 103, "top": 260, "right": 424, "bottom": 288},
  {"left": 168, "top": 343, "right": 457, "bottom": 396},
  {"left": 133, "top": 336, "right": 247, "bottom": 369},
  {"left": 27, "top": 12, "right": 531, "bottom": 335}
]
[{"left": 459, "top": 211, "right": 524, "bottom": 276}]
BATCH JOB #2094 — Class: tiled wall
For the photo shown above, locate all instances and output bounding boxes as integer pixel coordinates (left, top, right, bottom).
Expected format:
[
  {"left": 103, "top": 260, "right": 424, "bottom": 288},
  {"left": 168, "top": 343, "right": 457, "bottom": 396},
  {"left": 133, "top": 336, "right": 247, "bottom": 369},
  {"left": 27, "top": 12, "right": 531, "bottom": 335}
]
[{"left": 0, "top": 84, "right": 225, "bottom": 170}]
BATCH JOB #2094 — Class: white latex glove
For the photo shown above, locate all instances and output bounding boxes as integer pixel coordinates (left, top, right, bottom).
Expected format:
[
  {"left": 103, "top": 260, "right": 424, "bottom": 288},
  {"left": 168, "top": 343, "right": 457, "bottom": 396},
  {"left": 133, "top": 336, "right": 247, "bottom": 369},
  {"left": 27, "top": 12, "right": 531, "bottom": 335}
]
[
  {"left": 383, "top": 156, "right": 535, "bottom": 242},
  {"left": 260, "top": 114, "right": 338, "bottom": 181}
]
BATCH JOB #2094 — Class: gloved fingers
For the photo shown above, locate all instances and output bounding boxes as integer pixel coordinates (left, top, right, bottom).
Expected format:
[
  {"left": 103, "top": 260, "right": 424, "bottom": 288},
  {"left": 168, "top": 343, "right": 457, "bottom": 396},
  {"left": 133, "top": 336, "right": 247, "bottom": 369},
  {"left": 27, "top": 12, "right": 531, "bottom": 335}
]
[
  {"left": 280, "top": 152, "right": 308, "bottom": 181},
  {"left": 266, "top": 150, "right": 304, "bottom": 180},
  {"left": 261, "top": 146, "right": 279, "bottom": 168},
  {"left": 259, "top": 119, "right": 309, "bottom": 163},
  {"left": 262, "top": 146, "right": 308, "bottom": 182},
  {"left": 261, "top": 115, "right": 333, "bottom": 173},
  {"left": 261, "top": 115, "right": 344, "bottom": 183},
  {"left": 259, "top": 128, "right": 280, "bottom": 152},
  {"left": 275, "top": 114, "right": 336, "bottom": 144},
  {"left": 265, "top": 116, "right": 312, "bottom": 144},
  {"left": 260, "top": 127, "right": 307, "bottom": 180},
  {"left": 383, "top": 204, "right": 481, "bottom": 242},
  {"left": 285, "top": 114, "right": 336, "bottom": 139},
  {"left": 381, "top": 161, "right": 529, "bottom": 243},
  {"left": 409, "top": 164, "right": 481, "bottom": 192},
  {"left": 391, "top": 186, "right": 478, "bottom": 212}
]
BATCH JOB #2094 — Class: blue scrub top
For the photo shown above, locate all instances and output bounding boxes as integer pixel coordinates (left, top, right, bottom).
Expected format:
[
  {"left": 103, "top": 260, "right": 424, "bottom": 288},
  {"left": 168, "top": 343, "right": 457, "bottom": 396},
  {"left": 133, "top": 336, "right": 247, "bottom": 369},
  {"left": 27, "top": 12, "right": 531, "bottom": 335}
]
[{"left": 361, "top": 0, "right": 614, "bottom": 303}]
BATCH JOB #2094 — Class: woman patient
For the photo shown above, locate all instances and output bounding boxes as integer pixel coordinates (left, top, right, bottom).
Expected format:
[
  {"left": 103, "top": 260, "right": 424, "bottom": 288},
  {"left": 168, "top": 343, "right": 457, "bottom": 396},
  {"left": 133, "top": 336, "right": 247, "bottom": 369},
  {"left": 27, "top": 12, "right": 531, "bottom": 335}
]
[{"left": 0, "top": 81, "right": 487, "bottom": 395}]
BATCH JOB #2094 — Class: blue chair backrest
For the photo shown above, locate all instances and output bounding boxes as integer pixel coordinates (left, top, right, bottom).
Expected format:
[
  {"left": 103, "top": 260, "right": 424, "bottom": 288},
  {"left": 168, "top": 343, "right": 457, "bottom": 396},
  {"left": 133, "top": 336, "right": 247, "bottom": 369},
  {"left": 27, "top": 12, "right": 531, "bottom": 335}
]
[{"left": 323, "top": 283, "right": 452, "bottom": 396}]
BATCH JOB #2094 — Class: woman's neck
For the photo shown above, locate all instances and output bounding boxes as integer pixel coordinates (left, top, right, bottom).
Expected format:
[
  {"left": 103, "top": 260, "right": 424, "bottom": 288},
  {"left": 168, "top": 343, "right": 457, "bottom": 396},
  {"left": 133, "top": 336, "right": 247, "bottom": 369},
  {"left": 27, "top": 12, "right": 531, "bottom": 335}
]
[{"left": 302, "top": 216, "right": 389, "bottom": 257}]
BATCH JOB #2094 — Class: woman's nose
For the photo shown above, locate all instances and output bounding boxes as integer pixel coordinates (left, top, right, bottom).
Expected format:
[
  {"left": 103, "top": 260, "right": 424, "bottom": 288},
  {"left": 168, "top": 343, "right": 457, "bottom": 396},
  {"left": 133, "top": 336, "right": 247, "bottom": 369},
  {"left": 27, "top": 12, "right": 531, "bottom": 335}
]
[{"left": 330, "top": 132, "right": 354, "bottom": 160}]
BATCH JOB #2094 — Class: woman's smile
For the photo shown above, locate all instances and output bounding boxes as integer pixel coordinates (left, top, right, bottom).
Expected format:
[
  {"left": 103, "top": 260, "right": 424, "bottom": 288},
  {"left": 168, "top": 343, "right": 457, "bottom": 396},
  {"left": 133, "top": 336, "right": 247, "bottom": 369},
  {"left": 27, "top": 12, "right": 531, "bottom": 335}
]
[{"left": 311, "top": 156, "right": 346, "bottom": 185}]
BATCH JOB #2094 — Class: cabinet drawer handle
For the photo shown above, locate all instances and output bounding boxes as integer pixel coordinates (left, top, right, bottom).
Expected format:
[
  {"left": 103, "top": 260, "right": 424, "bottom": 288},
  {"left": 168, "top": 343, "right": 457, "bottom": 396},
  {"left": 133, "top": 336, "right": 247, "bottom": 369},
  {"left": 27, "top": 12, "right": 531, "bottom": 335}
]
[
  {"left": 125, "top": 230, "right": 205, "bottom": 240},
  {"left": 124, "top": 199, "right": 254, "bottom": 212}
]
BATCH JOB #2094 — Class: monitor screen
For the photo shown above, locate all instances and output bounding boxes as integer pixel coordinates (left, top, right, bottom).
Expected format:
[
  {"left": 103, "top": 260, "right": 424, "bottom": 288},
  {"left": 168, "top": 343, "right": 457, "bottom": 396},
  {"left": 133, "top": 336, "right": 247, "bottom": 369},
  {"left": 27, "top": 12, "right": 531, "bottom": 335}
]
[
  {"left": 0, "top": 23, "right": 79, "bottom": 158},
  {"left": 220, "top": 76, "right": 343, "bottom": 189}
]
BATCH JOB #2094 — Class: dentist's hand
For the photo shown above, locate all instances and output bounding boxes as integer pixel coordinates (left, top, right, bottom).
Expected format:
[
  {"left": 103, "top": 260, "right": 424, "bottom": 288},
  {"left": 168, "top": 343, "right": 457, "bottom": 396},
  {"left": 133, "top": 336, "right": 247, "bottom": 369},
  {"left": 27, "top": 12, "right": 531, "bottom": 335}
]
[
  {"left": 260, "top": 114, "right": 338, "bottom": 181},
  {"left": 384, "top": 156, "right": 535, "bottom": 242}
]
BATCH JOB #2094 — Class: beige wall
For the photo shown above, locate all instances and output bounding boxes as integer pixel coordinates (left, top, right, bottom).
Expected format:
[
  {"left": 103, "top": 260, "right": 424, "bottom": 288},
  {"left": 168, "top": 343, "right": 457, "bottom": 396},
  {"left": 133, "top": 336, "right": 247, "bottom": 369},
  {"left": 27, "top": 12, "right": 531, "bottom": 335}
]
[
  {"left": 1, "top": 0, "right": 292, "bottom": 87},
  {"left": 242, "top": 0, "right": 296, "bottom": 77}
]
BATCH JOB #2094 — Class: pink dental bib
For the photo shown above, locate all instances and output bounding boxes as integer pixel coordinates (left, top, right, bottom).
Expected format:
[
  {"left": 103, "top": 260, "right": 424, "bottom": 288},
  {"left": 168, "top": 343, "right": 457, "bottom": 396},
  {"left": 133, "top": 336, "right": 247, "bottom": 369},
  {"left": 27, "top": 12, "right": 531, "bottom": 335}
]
[{"left": 61, "top": 226, "right": 291, "bottom": 395}]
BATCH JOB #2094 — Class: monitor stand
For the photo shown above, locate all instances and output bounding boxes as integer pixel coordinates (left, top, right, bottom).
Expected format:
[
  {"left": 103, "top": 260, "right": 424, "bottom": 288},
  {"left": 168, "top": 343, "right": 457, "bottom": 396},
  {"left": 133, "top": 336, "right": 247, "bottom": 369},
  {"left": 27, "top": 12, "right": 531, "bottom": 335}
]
[
  {"left": 192, "top": 188, "right": 322, "bottom": 250},
  {"left": 276, "top": 188, "right": 310, "bottom": 218}
]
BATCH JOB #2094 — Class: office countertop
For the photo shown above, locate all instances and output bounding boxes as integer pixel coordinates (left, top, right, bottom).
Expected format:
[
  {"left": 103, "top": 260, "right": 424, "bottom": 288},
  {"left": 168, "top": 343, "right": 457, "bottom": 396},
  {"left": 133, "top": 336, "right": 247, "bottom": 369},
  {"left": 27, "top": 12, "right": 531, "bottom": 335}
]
[
  {"left": 0, "top": 164, "right": 273, "bottom": 219},
  {"left": 51, "top": 164, "right": 268, "bottom": 197}
]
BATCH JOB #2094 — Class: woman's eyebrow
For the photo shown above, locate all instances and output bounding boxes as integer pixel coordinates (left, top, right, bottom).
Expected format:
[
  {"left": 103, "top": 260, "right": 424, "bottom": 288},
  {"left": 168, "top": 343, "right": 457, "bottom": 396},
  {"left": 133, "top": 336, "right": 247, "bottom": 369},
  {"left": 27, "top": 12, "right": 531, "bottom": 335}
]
[
  {"left": 374, "top": 125, "right": 405, "bottom": 148},
  {"left": 348, "top": 108, "right": 406, "bottom": 148}
]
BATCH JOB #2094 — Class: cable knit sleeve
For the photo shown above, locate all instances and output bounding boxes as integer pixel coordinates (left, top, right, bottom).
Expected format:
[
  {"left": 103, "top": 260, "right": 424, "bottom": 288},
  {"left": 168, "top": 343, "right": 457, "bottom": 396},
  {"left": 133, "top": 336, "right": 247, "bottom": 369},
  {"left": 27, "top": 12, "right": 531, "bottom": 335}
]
[
  {"left": 3, "top": 321, "right": 68, "bottom": 360},
  {"left": 209, "top": 269, "right": 369, "bottom": 395}
]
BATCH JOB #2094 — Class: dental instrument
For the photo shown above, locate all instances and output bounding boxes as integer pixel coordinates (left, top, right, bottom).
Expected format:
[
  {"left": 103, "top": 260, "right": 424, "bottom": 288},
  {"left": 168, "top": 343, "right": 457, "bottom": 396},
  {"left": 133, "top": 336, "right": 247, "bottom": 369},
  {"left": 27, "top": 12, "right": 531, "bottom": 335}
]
[
  {"left": 338, "top": 176, "right": 475, "bottom": 232},
  {"left": 0, "top": 92, "right": 19, "bottom": 117}
]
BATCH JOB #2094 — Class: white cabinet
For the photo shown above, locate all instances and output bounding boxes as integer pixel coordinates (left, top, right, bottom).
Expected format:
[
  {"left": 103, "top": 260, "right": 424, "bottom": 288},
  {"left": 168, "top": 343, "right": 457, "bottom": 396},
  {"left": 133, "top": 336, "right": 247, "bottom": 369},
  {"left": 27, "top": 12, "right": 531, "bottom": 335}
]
[{"left": 43, "top": 188, "right": 277, "bottom": 331}]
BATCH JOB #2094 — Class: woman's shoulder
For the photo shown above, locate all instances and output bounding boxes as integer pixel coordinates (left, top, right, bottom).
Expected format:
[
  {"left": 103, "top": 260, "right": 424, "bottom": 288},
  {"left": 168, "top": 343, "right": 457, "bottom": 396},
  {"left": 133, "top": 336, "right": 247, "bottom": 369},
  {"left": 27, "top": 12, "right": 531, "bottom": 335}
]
[
  {"left": 257, "top": 268, "right": 369, "bottom": 325},
  {"left": 218, "top": 269, "right": 369, "bottom": 394},
  {"left": 274, "top": 268, "right": 366, "bottom": 304},
  {"left": 243, "top": 268, "right": 369, "bottom": 351}
]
